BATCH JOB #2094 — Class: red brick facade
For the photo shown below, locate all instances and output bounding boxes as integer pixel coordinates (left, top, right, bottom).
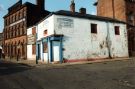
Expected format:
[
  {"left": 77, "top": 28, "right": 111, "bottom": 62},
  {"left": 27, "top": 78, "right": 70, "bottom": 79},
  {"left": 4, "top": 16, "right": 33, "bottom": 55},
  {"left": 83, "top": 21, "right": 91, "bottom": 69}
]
[
  {"left": 3, "top": 0, "right": 50, "bottom": 59},
  {"left": 95, "top": 0, "right": 135, "bottom": 56}
]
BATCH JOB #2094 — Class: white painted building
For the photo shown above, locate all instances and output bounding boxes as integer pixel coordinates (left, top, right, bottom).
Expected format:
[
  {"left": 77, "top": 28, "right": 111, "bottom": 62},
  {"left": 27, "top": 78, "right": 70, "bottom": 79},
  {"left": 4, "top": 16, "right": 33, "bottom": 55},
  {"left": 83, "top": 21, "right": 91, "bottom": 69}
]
[
  {"left": 27, "top": 26, "right": 36, "bottom": 60},
  {"left": 35, "top": 10, "right": 128, "bottom": 63}
]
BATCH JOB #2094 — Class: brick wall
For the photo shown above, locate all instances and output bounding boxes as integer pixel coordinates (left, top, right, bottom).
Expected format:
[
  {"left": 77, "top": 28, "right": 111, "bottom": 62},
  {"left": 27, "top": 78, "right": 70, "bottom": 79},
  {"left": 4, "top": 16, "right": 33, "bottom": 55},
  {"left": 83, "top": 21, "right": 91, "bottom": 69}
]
[{"left": 97, "top": 0, "right": 126, "bottom": 22}]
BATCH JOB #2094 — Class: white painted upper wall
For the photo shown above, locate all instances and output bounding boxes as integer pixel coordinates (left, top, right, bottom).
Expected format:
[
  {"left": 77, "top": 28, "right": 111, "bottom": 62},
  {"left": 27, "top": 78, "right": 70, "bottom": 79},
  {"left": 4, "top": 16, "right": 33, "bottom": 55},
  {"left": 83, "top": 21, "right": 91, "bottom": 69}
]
[
  {"left": 27, "top": 26, "right": 36, "bottom": 60},
  {"left": 37, "top": 15, "right": 55, "bottom": 41},
  {"left": 53, "top": 15, "right": 128, "bottom": 60}
]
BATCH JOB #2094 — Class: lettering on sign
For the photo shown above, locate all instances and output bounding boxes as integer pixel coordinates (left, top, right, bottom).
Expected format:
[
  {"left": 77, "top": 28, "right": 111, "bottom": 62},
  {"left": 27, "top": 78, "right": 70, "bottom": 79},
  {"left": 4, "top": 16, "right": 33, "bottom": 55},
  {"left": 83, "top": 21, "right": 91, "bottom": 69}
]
[
  {"left": 57, "top": 18, "right": 74, "bottom": 29},
  {"left": 27, "top": 34, "right": 36, "bottom": 45}
]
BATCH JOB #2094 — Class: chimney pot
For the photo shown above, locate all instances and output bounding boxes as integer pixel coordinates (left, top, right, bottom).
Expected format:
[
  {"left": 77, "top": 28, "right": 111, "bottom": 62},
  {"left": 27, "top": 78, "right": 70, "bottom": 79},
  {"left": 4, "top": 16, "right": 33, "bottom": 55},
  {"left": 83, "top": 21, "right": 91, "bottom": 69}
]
[
  {"left": 36, "top": 0, "right": 45, "bottom": 10},
  {"left": 79, "top": 8, "right": 86, "bottom": 15},
  {"left": 70, "top": 0, "right": 75, "bottom": 13}
]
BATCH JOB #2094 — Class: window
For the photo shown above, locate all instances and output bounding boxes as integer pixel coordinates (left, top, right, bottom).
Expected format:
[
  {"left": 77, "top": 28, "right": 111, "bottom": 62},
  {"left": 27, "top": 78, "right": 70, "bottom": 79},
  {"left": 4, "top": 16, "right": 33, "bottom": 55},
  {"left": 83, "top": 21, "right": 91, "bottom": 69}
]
[
  {"left": 32, "top": 27, "right": 36, "bottom": 35},
  {"left": 10, "top": 16, "right": 12, "bottom": 24},
  {"left": 44, "top": 30, "right": 48, "bottom": 36},
  {"left": 91, "top": 23, "right": 97, "bottom": 33},
  {"left": 43, "top": 43, "right": 48, "bottom": 53},
  {"left": 32, "top": 44, "right": 36, "bottom": 54},
  {"left": 16, "top": 12, "right": 19, "bottom": 21},
  {"left": 13, "top": 14, "right": 15, "bottom": 22},
  {"left": 5, "top": 19, "right": 7, "bottom": 26},
  {"left": 115, "top": 26, "right": 120, "bottom": 35},
  {"left": 23, "top": 8, "right": 26, "bottom": 17},
  {"left": 20, "top": 10, "right": 23, "bottom": 19}
]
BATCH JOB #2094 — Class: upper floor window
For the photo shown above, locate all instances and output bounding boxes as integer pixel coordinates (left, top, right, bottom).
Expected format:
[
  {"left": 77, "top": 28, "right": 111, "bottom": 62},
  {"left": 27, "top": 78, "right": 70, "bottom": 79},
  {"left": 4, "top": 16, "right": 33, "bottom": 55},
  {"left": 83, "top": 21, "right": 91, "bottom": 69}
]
[
  {"left": 23, "top": 8, "right": 26, "bottom": 17},
  {"left": 44, "top": 30, "right": 48, "bottom": 36},
  {"left": 10, "top": 16, "right": 13, "bottom": 24},
  {"left": 20, "top": 10, "right": 23, "bottom": 19},
  {"left": 16, "top": 12, "right": 19, "bottom": 21},
  {"left": 114, "top": 26, "right": 120, "bottom": 35},
  {"left": 13, "top": 14, "right": 15, "bottom": 22},
  {"left": 5, "top": 19, "right": 7, "bottom": 26},
  {"left": 91, "top": 23, "right": 97, "bottom": 34},
  {"left": 32, "top": 27, "right": 36, "bottom": 35}
]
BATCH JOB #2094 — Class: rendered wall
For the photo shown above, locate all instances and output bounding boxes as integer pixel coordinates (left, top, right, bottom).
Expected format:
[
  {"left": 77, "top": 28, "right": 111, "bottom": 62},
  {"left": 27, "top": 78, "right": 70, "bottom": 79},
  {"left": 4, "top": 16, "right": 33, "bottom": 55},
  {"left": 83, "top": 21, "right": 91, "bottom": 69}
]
[{"left": 53, "top": 15, "right": 128, "bottom": 61}]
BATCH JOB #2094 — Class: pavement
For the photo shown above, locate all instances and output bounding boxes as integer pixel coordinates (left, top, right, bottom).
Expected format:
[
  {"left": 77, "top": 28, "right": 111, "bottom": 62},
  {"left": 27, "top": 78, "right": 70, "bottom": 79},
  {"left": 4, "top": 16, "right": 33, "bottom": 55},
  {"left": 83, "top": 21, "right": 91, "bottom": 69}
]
[
  {"left": 1, "top": 57, "right": 133, "bottom": 67},
  {"left": 0, "top": 57, "right": 135, "bottom": 89}
]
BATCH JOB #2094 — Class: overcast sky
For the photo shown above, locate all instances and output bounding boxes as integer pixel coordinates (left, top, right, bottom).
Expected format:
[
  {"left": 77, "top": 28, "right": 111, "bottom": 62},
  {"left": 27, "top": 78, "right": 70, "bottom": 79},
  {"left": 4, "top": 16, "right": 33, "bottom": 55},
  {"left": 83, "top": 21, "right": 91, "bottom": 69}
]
[{"left": 0, "top": 0, "right": 97, "bottom": 32}]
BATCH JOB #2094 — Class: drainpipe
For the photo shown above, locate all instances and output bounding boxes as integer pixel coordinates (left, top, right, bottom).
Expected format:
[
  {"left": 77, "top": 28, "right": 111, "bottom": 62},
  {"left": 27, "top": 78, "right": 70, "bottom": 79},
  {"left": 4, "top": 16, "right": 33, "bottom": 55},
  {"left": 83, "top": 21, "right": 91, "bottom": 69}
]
[
  {"left": 42, "top": 39, "right": 44, "bottom": 62},
  {"left": 112, "top": 0, "right": 115, "bottom": 19},
  {"left": 106, "top": 22, "right": 112, "bottom": 58},
  {"left": 36, "top": 26, "right": 38, "bottom": 64},
  {"left": 60, "top": 37, "right": 63, "bottom": 63},
  {"left": 47, "top": 37, "right": 49, "bottom": 64}
]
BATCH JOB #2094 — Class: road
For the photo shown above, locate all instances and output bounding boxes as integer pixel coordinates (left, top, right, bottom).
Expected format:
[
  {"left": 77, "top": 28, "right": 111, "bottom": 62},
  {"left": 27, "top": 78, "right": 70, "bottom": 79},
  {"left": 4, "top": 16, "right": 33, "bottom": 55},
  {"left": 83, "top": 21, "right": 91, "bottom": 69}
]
[{"left": 0, "top": 59, "right": 135, "bottom": 89}]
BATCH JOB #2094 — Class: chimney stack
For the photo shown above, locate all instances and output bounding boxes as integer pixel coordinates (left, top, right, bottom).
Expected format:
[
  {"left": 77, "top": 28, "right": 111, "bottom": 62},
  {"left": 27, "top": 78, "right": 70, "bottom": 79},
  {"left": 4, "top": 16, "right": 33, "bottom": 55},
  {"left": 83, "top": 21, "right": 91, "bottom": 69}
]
[
  {"left": 36, "top": 0, "right": 45, "bottom": 10},
  {"left": 79, "top": 8, "right": 86, "bottom": 15},
  {"left": 70, "top": 0, "right": 75, "bottom": 13}
]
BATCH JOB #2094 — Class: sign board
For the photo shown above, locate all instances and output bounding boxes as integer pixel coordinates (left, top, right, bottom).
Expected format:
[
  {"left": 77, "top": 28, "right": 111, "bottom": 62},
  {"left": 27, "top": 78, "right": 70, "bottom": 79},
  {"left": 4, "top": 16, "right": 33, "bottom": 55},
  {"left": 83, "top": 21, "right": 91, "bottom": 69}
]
[
  {"left": 57, "top": 18, "right": 74, "bottom": 29},
  {"left": 27, "top": 34, "right": 36, "bottom": 45}
]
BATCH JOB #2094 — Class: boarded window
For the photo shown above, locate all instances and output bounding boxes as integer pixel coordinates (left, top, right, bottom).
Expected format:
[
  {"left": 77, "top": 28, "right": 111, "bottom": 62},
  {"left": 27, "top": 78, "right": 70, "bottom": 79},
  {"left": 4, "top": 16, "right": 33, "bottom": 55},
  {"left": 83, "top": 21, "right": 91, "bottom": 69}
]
[
  {"left": 32, "top": 44, "right": 36, "bottom": 54},
  {"left": 115, "top": 26, "right": 120, "bottom": 35},
  {"left": 43, "top": 43, "right": 48, "bottom": 53},
  {"left": 91, "top": 23, "right": 97, "bottom": 33}
]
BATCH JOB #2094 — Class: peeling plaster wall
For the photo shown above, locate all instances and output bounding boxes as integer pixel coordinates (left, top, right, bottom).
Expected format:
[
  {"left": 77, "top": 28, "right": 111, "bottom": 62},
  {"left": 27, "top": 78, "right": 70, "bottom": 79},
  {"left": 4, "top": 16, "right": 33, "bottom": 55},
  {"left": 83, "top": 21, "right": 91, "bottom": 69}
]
[
  {"left": 108, "top": 23, "right": 129, "bottom": 58},
  {"left": 53, "top": 15, "right": 128, "bottom": 60}
]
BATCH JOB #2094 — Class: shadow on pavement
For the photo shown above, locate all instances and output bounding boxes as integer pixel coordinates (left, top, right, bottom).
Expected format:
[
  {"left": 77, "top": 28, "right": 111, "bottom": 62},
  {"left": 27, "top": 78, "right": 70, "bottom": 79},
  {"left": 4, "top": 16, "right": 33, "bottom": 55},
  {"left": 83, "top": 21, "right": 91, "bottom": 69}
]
[{"left": 0, "top": 60, "right": 33, "bottom": 76}]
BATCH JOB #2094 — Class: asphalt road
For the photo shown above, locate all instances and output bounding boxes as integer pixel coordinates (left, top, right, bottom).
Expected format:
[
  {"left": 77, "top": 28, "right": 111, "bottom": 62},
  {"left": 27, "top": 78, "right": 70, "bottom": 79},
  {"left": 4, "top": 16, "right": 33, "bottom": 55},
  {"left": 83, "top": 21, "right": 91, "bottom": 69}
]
[{"left": 0, "top": 59, "right": 135, "bottom": 89}]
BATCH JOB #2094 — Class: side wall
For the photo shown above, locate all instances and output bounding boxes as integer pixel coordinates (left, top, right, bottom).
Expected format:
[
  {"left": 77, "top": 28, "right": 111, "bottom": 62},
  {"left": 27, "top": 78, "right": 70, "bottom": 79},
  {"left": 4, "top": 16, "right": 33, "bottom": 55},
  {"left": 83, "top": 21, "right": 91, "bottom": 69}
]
[
  {"left": 27, "top": 27, "right": 36, "bottom": 60},
  {"left": 53, "top": 15, "right": 128, "bottom": 61}
]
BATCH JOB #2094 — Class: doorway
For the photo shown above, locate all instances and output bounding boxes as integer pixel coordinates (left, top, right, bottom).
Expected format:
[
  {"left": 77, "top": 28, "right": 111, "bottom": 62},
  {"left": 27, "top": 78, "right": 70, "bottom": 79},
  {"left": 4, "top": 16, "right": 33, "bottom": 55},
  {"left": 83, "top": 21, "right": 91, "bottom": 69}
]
[{"left": 52, "top": 41, "right": 61, "bottom": 62}]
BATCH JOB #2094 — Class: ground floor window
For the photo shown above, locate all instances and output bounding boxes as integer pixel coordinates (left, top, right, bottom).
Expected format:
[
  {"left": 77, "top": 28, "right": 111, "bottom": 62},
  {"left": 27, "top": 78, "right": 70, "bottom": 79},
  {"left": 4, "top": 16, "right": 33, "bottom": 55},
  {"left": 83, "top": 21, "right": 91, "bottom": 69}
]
[
  {"left": 43, "top": 42, "right": 48, "bottom": 53},
  {"left": 32, "top": 44, "right": 36, "bottom": 54}
]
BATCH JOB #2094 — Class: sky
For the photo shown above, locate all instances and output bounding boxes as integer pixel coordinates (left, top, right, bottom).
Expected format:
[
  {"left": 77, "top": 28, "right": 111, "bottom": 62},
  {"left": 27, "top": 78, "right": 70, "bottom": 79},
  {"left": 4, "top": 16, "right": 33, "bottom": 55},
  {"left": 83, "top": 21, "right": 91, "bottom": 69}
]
[{"left": 0, "top": 0, "right": 97, "bottom": 33}]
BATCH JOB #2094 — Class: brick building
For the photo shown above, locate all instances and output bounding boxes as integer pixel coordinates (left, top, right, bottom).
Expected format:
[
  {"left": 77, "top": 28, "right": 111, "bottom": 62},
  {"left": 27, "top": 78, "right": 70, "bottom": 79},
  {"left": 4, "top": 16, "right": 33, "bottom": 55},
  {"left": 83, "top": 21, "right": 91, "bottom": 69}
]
[
  {"left": 94, "top": 0, "right": 135, "bottom": 56},
  {"left": 3, "top": 0, "right": 50, "bottom": 59},
  {"left": 0, "top": 32, "right": 4, "bottom": 47}
]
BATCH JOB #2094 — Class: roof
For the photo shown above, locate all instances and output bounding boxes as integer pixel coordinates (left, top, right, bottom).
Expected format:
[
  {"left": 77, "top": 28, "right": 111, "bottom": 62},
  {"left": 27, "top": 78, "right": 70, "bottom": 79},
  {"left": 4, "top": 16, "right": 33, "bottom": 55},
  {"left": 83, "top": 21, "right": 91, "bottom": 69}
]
[
  {"left": 4, "top": 1, "right": 36, "bottom": 18},
  {"left": 34, "top": 10, "right": 126, "bottom": 27},
  {"left": 52, "top": 10, "right": 126, "bottom": 24}
]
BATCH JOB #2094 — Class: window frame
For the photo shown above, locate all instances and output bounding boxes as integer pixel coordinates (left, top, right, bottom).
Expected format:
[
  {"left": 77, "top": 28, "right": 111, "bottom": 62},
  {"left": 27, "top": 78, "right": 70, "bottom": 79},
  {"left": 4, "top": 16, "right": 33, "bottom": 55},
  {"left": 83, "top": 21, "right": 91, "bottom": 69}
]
[
  {"left": 114, "top": 26, "right": 120, "bottom": 35},
  {"left": 91, "top": 23, "right": 97, "bottom": 34}
]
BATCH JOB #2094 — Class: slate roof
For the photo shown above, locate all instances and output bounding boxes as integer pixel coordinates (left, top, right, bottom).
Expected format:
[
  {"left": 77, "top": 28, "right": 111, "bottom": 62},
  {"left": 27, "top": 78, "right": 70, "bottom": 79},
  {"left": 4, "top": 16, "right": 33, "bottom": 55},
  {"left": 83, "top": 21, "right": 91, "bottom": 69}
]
[{"left": 53, "top": 10, "right": 126, "bottom": 24}]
